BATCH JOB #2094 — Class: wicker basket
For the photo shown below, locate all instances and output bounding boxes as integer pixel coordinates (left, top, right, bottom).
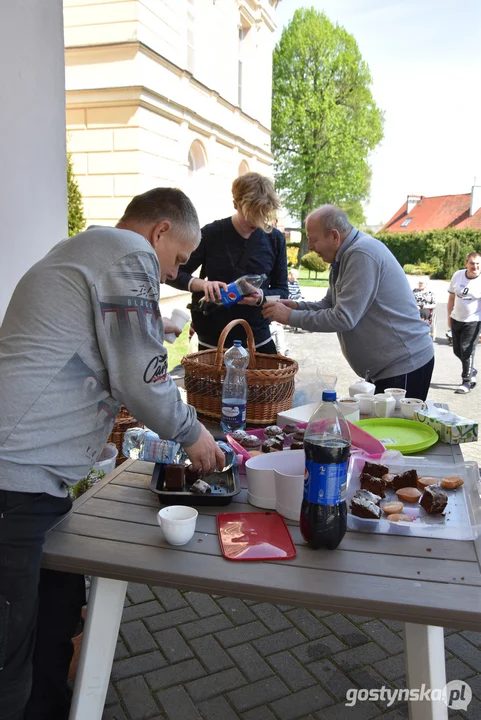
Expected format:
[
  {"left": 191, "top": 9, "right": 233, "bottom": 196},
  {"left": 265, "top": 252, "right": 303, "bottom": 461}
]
[
  {"left": 181, "top": 319, "right": 298, "bottom": 426},
  {"left": 107, "top": 406, "right": 143, "bottom": 466}
]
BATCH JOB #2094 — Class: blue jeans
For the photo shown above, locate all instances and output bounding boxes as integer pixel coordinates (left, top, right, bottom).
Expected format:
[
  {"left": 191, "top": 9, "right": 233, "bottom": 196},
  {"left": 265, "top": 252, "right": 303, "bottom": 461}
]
[{"left": 0, "top": 491, "right": 85, "bottom": 720}]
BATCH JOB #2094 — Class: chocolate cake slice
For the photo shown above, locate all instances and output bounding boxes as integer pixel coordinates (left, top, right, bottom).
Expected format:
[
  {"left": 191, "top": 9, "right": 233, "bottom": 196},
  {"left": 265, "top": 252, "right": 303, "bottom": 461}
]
[
  {"left": 262, "top": 436, "right": 283, "bottom": 452},
  {"left": 420, "top": 485, "right": 448, "bottom": 515},
  {"left": 350, "top": 495, "right": 381, "bottom": 519},
  {"left": 362, "top": 461, "right": 389, "bottom": 478},
  {"left": 391, "top": 469, "right": 418, "bottom": 492},
  {"left": 359, "top": 473, "right": 386, "bottom": 498},
  {"left": 354, "top": 489, "right": 382, "bottom": 506},
  {"left": 165, "top": 464, "right": 185, "bottom": 490},
  {"left": 283, "top": 423, "right": 299, "bottom": 434}
]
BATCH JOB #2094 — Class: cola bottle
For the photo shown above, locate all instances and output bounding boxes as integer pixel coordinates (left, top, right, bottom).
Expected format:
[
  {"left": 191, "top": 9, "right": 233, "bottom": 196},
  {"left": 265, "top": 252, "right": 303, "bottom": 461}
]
[
  {"left": 300, "top": 390, "right": 351, "bottom": 550},
  {"left": 200, "top": 273, "right": 267, "bottom": 313}
]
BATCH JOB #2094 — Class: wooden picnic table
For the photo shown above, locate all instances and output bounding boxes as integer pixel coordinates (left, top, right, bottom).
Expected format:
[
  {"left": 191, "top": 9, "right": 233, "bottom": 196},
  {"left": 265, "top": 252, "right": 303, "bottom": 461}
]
[{"left": 42, "top": 439, "right": 481, "bottom": 720}]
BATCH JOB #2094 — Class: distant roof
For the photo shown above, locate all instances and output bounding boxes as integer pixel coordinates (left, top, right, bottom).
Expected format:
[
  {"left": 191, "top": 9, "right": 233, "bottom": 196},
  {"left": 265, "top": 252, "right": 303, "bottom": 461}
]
[{"left": 381, "top": 194, "right": 478, "bottom": 232}]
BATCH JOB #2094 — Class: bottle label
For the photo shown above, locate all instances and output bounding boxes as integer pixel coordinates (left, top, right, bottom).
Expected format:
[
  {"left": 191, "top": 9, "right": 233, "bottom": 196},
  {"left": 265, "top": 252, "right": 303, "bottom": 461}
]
[
  {"left": 221, "top": 402, "right": 246, "bottom": 424},
  {"left": 304, "top": 459, "right": 348, "bottom": 505},
  {"left": 220, "top": 281, "right": 243, "bottom": 307}
]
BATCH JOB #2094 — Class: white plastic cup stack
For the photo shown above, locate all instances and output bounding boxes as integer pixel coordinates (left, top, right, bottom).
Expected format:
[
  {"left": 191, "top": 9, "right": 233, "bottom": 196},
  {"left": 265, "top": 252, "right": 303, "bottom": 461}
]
[{"left": 164, "top": 308, "right": 190, "bottom": 343}]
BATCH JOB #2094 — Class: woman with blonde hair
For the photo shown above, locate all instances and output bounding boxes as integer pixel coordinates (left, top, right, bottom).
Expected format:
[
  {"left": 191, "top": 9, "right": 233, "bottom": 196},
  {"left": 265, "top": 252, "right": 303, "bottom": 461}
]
[{"left": 168, "top": 172, "right": 288, "bottom": 352}]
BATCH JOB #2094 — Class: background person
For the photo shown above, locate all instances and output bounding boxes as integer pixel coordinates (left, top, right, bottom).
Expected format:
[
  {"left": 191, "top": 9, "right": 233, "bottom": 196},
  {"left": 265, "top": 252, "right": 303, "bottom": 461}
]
[
  {"left": 263, "top": 205, "right": 434, "bottom": 400},
  {"left": 447, "top": 251, "right": 481, "bottom": 393},
  {"left": 0, "top": 188, "right": 223, "bottom": 720},
  {"left": 167, "top": 172, "right": 288, "bottom": 353},
  {"left": 413, "top": 278, "right": 436, "bottom": 320},
  {"left": 288, "top": 267, "right": 303, "bottom": 302}
]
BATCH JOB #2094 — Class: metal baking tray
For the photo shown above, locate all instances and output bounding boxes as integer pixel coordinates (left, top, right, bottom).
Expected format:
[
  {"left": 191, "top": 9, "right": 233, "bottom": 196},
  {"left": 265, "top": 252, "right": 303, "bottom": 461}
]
[{"left": 150, "top": 441, "right": 241, "bottom": 506}]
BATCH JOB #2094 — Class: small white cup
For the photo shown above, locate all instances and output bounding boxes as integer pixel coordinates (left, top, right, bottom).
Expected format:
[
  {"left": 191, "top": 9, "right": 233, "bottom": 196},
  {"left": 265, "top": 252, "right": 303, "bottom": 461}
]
[
  {"left": 372, "top": 393, "right": 396, "bottom": 418},
  {"left": 337, "top": 396, "right": 360, "bottom": 422},
  {"left": 354, "top": 392, "right": 375, "bottom": 415},
  {"left": 384, "top": 387, "right": 407, "bottom": 409},
  {"left": 265, "top": 295, "right": 281, "bottom": 302},
  {"left": 400, "top": 398, "right": 427, "bottom": 420},
  {"left": 156, "top": 505, "right": 198, "bottom": 546},
  {"left": 164, "top": 308, "right": 190, "bottom": 343}
]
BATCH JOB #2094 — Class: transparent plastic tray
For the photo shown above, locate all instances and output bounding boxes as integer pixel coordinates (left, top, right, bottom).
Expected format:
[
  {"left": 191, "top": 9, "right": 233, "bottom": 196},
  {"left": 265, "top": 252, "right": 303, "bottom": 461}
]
[{"left": 347, "top": 456, "right": 481, "bottom": 541}]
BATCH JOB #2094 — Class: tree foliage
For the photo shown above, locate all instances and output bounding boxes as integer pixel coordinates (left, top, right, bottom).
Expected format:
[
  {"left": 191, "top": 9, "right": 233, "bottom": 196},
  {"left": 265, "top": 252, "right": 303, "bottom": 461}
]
[
  {"left": 300, "top": 251, "right": 329, "bottom": 276},
  {"left": 272, "top": 8, "right": 384, "bottom": 255},
  {"left": 67, "top": 153, "right": 86, "bottom": 237}
]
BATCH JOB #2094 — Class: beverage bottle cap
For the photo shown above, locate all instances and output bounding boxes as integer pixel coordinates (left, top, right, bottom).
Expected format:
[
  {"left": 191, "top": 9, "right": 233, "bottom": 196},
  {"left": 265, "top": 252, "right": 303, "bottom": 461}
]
[{"left": 322, "top": 390, "right": 336, "bottom": 402}]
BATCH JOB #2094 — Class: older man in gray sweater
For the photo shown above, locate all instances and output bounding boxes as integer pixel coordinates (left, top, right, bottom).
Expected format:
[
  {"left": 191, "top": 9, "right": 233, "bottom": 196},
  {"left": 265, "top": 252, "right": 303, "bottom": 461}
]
[{"left": 263, "top": 205, "right": 434, "bottom": 399}]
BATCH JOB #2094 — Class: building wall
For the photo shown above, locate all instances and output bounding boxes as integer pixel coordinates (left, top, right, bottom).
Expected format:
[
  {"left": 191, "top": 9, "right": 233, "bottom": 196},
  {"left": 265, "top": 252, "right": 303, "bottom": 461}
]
[
  {"left": 0, "top": 0, "right": 68, "bottom": 321},
  {"left": 64, "top": 0, "right": 278, "bottom": 229}
]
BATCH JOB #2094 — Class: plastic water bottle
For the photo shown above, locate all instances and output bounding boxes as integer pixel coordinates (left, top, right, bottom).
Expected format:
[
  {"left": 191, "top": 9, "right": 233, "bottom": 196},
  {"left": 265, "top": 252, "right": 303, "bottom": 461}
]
[
  {"left": 122, "top": 428, "right": 183, "bottom": 464},
  {"left": 300, "top": 390, "right": 351, "bottom": 550},
  {"left": 220, "top": 340, "right": 249, "bottom": 433},
  {"left": 200, "top": 273, "right": 267, "bottom": 313}
]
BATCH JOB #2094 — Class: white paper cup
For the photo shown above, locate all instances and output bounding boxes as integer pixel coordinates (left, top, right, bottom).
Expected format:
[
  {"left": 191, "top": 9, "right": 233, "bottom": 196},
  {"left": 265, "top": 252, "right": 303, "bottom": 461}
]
[
  {"left": 274, "top": 450, "right": 305, "bottom": 520},
  {"left": 400, "top": 398, "right": 427, "bottom": 420},
  {"left": 337, "top": 396, "right": 360, "bottom": 422},
  {"left": 384, "top": 388, "right": 407, "bottom": 409},
  {"left": 156, "top": 505, "right": 198, "bottom": 546},
  {"left": 170, "top": 308, "right": 190, "bottom": 330},
  {"left": 265, "top": 295, "right": 281, "bottom": 302},
  {"left": 354, "top": 393, "right": 375, "bottom": 415}
]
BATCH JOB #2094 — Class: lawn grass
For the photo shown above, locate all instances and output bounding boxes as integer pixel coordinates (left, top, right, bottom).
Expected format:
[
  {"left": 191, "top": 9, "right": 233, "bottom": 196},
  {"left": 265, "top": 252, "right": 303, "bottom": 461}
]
[
  {"left": 296, "top": 266, "right": 330, "bottom": 288},
  {"left": 167, "top": 323, "right": 191, "bottom": 371}
]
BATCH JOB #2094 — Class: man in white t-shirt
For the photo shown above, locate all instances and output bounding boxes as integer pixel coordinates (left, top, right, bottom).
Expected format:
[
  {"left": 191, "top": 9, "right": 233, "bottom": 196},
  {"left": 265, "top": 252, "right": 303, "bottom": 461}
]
[{"left": 447, "top": 251, "right": 481, "bottom": 393}]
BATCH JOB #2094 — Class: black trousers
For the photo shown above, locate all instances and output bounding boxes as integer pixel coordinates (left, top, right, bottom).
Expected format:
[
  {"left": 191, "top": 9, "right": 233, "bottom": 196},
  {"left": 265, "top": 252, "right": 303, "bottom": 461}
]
[
  {"left": 374, "top": 356, "right": 435, "bottom": 401},
  {"left": 198, "top": 339, "right": 278, "bottom": 354},
  {"left": 0, "top": 491, "right": 85, "bottom": 720},
  {"left": 451, "top": 318, "right": 481, "bottom": 382}
]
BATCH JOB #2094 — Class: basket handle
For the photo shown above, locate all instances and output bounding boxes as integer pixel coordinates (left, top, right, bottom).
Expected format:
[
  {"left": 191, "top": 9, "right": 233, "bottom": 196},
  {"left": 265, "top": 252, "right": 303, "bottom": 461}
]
[{"left": 214, "top": 319, "right": 257, "bottom": 370}]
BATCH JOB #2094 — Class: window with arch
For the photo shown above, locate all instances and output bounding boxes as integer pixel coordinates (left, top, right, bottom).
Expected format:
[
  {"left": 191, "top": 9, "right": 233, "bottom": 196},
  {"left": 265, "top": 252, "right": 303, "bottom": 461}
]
[
  {"left": 188, "top": 140, "right": 207, "bottom": 179},
  {"left": 238, "top": 160, "right": 250, "bottom": 176}
]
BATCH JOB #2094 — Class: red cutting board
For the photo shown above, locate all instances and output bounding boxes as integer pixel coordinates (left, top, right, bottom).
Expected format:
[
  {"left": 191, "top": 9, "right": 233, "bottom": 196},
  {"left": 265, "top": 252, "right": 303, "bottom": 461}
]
[{"left": 217, "top": 512, "right": 297, "bottom": 561}]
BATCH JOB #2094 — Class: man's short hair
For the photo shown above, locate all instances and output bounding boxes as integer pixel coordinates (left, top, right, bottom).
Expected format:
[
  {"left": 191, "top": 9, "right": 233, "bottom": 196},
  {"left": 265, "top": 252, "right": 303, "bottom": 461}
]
[
  {"left": 120, "top": 188, "right": 200, "bottom": 245},
  {"left": 318, "top": 206, "right": 352, "bottom": 235},
  {"left": 466, "top": 251, "right": 481, "bottom": 262},
  {"left": 232, "top": 172, "right": 280, "bottom": 232}
]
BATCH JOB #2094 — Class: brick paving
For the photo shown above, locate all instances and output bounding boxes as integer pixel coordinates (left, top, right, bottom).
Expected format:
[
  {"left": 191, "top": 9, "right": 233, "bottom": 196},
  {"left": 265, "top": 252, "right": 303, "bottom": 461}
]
[{"left": 102, "top": 287, "right": 480, "bottom": 720}]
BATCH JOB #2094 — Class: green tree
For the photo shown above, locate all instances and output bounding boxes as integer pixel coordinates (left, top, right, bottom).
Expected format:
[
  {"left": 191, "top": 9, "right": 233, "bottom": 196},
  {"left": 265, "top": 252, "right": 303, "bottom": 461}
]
[
  {"left": 272, "top": 8, "right": 384, "bottom": 256},
  {"left": 67, "top": 153, "right": 85, "bottom": 237}
]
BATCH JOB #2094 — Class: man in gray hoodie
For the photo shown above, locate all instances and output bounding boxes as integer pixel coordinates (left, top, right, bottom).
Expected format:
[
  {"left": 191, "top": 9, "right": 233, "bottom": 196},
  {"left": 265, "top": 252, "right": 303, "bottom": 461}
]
[
  {"left": 263, "top": 205, "right": 434, "bottom": 399},
  {"left": 0, "top": 188, "right": 223, "bottom": 719}
]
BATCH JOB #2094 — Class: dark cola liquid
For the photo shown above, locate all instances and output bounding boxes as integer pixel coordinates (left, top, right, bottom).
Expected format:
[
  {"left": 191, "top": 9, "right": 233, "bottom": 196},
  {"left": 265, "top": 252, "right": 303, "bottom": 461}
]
[{"left": 300, "top": 435, "right": 350, "bottom": 550}]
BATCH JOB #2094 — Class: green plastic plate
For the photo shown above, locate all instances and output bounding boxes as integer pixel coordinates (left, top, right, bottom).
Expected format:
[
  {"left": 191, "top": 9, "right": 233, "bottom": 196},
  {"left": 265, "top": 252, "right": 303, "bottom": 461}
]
[{"left": 353, "top": 418, "right": 439, "bottom": 454}]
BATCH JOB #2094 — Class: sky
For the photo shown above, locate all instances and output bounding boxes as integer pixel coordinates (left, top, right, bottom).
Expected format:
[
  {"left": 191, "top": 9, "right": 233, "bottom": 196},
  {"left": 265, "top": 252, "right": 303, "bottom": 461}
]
[{"left": 273, "top": 0, "right": 481, "bottom": 225}]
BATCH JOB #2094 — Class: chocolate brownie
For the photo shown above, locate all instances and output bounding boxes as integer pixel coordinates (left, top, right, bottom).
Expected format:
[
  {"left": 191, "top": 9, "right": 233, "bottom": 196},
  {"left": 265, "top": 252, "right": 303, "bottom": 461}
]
[
  {"left": 165, "top": 464, "right": 185, "bottom": 490},
  {"left": 293, "top": 429, "right": 305, "bottom": 442},
  {"left": 191, "top": 479, "right": 212, "bottom": 494},
  {"left": 420, "top": 485, "right": 448, "bottom": 515},
  {"left": 185, "top": 465, "right": 200, "bottom": 485},
  {"left": 283, "top": 423, "right": 299, "bottom": 435},
  {"left": 359, "top": 473, "right": 386, "bottom": 498},
  {"left": 355, "top": 489, "right": 382, "bottom": 506},
  {"left": 362, "top": 461, "right": 389, "bottom": 478},
  {"left": 290, "top": 440, "right": 304, "bottom": 450},
  {"left": 262, "top": 436, "right": 283, "bottom": 452},
  {"left": 391, "top": 469, "right": 418, "bottom": 491},
  {"left": 350, "top": 494, "right": 381, "bottom": 519}
]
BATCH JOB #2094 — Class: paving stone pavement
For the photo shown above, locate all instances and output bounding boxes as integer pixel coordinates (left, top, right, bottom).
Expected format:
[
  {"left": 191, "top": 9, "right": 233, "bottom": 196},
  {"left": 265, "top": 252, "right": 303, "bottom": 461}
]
[{"left": 102, "top": 286, "right": 480, "bottom": 720}]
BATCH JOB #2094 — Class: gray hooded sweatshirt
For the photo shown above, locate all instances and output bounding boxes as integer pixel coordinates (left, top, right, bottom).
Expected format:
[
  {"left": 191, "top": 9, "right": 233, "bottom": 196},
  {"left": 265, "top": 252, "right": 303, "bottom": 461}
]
[
  {"left": 0, "top": 226, "right": 201, "bottom": 497},
  {"left": 289, "top": 228, "right": 434, "bottom": 381}
]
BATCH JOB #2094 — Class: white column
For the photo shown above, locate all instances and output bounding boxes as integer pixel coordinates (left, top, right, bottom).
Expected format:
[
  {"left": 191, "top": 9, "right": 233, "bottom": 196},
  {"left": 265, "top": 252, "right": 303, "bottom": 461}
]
[
  {"left": 404, "top": 623, "right": 448, "bottom": 720},
  {"left": 0, "top": 0, "right": 68, "bottom": 322}
]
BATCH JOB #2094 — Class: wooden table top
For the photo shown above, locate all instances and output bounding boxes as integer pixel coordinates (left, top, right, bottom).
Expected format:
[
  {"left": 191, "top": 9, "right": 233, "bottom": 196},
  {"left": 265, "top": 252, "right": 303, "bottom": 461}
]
[{"left": 42, "top": 441, "right": 481, "bottom": 630}]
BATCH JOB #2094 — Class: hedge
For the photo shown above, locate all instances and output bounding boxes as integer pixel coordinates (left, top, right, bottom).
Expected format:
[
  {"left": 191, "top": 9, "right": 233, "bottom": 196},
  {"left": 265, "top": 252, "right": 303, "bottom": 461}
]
[
  {"left": 300, "top": 251, "right": 329, "bottom": 276},
  {"left": 376, "top": 228, "right": 481, "bottom": 279}
]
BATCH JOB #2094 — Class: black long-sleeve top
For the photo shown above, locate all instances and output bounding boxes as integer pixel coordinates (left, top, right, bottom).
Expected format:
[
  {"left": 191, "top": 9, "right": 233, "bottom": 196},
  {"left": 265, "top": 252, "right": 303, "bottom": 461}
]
[{"left": 167, "top": 217, "right": 288, "bottom": 348}]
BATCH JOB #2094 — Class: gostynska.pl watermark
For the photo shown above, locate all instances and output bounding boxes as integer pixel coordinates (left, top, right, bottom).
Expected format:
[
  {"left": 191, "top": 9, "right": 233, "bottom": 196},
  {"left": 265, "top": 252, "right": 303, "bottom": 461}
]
[{"left": 346, "top": 680, "right": 472, "bottom": 711}]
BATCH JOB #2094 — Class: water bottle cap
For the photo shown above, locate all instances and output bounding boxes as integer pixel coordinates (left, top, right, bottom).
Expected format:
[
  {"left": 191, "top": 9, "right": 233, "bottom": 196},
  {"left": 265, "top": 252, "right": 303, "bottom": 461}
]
[
  {"left": 322, "top": 390, "right": 336, "bottom": 402},
  {"left": 233, "top": 340, "right": 242, "bottom": 347}
]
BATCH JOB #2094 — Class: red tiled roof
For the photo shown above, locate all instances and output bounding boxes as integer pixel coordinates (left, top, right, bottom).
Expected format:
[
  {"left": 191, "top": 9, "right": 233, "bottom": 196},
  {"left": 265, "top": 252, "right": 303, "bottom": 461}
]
[
  {"left": 457, "top": 207, "right": 481, "bottom": 229},
  {"left": 381, "top": 194, "right": 473, "bottom": 232}
]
